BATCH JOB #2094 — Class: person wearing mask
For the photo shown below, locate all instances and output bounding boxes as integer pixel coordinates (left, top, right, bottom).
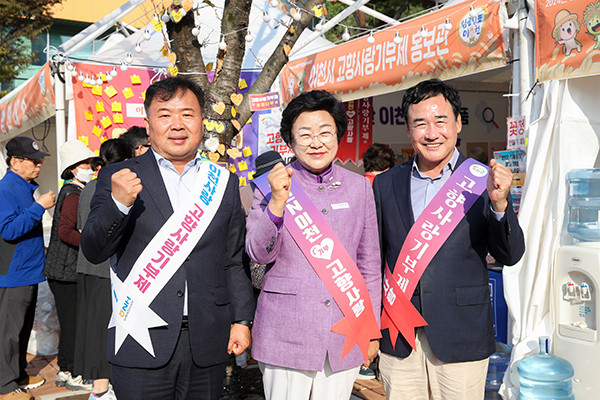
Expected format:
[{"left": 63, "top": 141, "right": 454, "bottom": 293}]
[
  {"left": 119, "top": 126, "right": 150, "bottom": 157},
  {"left": 246, "top": 90, "right": 382, "bottom": 400},
  {"left": 0, "top": 137, "right": 55, "bottom": 400},
  {"left": 74, "top": 139, "right": 133, "bottom": 400},
  {"left": 373, "top": 79, "right": 525, "bottom": 400},
  {"left": 44, "top": 140, "right": 97, "bottom": 392}
]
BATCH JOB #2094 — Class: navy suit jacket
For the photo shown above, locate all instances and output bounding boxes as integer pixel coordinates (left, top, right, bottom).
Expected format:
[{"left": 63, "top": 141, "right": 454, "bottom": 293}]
[
  {"left": 373, "top": 152, "right": 525, "bottom": 363},
  {"left": 81, "top": 151, "right": 254, "bottom": 368}
]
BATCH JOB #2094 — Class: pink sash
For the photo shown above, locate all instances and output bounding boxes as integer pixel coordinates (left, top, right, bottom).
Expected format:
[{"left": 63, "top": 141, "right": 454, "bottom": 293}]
[
  {"left": 381, "top": 159, "right": 489, "bottom": 350},
  {"left": 254, "top": 175, "right": 381, "bottom": 361}
]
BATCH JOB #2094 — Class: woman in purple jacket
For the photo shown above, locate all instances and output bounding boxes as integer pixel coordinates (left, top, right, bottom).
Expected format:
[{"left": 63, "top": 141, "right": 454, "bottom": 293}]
[{"left": 246, "top": 90, "right": 382, "bottom": 400}]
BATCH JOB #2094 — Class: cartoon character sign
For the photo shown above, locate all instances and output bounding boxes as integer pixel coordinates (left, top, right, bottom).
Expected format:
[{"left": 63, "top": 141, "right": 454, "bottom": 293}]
[
  {"left": 552, "top": 10, "right": 583, "bottom": 56},
  {"left": 583, "top": 0, "right": 600, "bottom": 49}
]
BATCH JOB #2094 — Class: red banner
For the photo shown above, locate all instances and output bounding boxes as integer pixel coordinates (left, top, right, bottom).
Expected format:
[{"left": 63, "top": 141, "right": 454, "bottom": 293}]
[
  {"left": 249, "top": 92, "right": 281, "bottom": 111},
  {"left": 536, "top": 0, "right": 600, "bottom": 81},
  {"left": 0, "top": 63, "right": 55, "bottom": 140},
  {"left": 357, "top": 97, "right": 373, "bottom": 165},
  {"left": 281, "top": 0, "right": 505, "bottom": 102},
  {"left": 72, "top": 63, "right": 168, "bottom": 153},
  {"left": 337, "top": 101, "right": 358, "bottom": 164}
]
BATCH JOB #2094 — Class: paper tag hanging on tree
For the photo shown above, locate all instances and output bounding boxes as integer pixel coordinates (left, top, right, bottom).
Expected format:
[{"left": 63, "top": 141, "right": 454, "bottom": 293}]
[
  {"left": 167, "top": 53, "right": 177, "bottom": 65},
  {"left": 213, "top": 102, "right": 225, "bottom": 115},
  {"left": 205, "top": 137, "right": 220, "bottom": 153},
  {"left": 230, "top": 93, "right": 243, "bottom": 106},
  {"left": 205, "top": 119, "right": 217, "bottom": 132},
  {"left": 215, "top": 121, "right": 225, "bottom": 133},
  {"left": 208, "top": 152, "right": 220, "bottom": 162},
  {"left": 231, "top": 119, "right": 241, "bottom": 131},
  {"left": 238, "top": 79, "right": 248, "bottom": 89},
  {"left": 205, "top": 62, "right": 213, "bottom": 72},
  {"left": 217, "top": 144, "right": 226, "bottom": 156},
  {"left": 312, "top": 5, "right": 324, "bottom": 17},
  {"left": 152, "top": 20, "right": 164, "bottom": 31},
  {"left": 168, "top": 65, "right": 178, "bottom": 76},
  {"left": 96, "top": 101, "right": 105, "bottom": 112},
  {"left": 171, "top": 9, "right": 183, "bottom": 22},
  {"left": 231, "top": 107, "right": 237, "bottom": 117}
]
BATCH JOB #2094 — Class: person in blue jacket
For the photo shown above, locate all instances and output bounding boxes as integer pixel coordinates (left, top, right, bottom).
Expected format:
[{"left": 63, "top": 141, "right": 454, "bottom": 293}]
[{"left": 0, "top": 137, "right": 56, "bottom": 400}]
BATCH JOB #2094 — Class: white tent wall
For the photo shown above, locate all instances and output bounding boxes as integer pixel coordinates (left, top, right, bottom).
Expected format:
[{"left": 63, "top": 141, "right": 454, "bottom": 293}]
[{"left": 500, "top": 76, "right": 600, "bottom": 398}]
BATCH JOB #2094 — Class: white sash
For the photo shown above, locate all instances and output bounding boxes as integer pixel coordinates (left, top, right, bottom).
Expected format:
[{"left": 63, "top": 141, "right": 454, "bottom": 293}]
[{"left": 108, "top": 161, "right": 228, "bottom": 356}]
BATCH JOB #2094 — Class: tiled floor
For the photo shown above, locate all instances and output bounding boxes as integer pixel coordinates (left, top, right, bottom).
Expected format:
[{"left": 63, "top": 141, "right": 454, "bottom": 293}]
[{"left": 21, "top": 353, "right": 386, "bottom": 400}]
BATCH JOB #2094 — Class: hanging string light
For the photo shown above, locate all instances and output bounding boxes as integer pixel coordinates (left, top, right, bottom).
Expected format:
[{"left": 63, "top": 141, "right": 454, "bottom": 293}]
[
  {"left": 245, "top": 31, "right": 253, "bottom": 42},
  {"left": 110, "top": 67, "right": 118, "bottom": 77},
  {"left": 135, "top": 43, "right": 143, "bottom": 53},
  {"left": 125, "top": 53, "right": 133, "bottom": 64},
  {"left": 293, "top": 8, "right": 302, "bottom": 21},
  {"left": 444, "top": 18, "right": 452, "bottom": 31},
  {"left": 367, "top": 31, "right": 375, "bottom": 44},
  {"left": 420, "top": 26, "right": 428, "bottom": 38},
  {"left": 143, "top": 29, "right": 152, "bottom": 41},
  {"left": 263, "top": 12, "right": 271, "bottom": 23},
  {"left": 219, "top": 36, "right": 227, "bottom": 50},
  {"left": 342, "top": 27, "right": 350, "bottom": 41},
  {"left": 191, "top": 25, "right": 200, "bottom": 36},
  {"left": 469, "top": 5, "right": 477, "bottom": 18},
  {"left": 393, "top": 32, "right": 402, "bottom": 44}
]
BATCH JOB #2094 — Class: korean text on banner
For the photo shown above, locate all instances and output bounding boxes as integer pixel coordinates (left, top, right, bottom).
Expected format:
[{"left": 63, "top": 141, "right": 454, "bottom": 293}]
[
  {"left": 281, "top": 0, "right": 505, "bottom": 103},
  {"left": 0, "top": 63, "right": 56, "bottom": 140},
  {"left": 536, "top": 0, "right": 600, "bottom": 81}
]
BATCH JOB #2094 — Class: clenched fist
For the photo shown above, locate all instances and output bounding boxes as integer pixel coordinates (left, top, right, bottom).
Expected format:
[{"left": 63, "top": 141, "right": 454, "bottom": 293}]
[
  {"left": 36, "top": 190, "right": 56, "bottom": 210},
  {"left": 112, "top": 168, "right": 143, "bottom": 207},
  {"left": 267, "top": 162, "right": 293, "bottom": 217},
  {"left": 487, "top": 159, "right": 512, "bottom": 213}
]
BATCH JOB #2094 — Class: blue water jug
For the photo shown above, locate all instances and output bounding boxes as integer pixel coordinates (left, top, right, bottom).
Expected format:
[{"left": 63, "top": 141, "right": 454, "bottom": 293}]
[
  {"left": 485, "top": 341, "right": 511, "bottom": 399},
  {"left": 568, "top": 169, "right": 600, "bottom": 241},
  {"left": 518, "top": 336, "right": 574, "bottom": 400}
]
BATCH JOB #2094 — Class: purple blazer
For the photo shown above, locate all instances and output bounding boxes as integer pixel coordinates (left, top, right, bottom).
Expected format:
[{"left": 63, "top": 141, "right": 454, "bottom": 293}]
[{"left": 246, "top": 161, "right": 381, "bottom": 373}]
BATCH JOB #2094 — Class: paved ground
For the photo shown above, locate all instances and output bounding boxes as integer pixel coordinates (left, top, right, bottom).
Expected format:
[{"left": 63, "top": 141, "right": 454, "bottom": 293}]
[{"left": 23, "top": 353, "right": 385, "bottom": 400}]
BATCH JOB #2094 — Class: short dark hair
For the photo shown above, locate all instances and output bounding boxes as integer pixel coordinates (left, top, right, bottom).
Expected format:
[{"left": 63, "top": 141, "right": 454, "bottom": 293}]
[
  {"left": 92, "top": 138, "right": 134, "bottom": 170},
  {"left": 280, "top": 90, "right": 347, "bottom": 146},
  {"left": 402, "top": 79, "right": 461, "bottom": 124},
  {"left": 144, "top": 77, "right": 205, "bottom": 116},
  {"left": 362, "top": 143, "right": 396, "bottom": 173},
  {"left": 120, "top": 126, "right": 149, "bottom": 151}
]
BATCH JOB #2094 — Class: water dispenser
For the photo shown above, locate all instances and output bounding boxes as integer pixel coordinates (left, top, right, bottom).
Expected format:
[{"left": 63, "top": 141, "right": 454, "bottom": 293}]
[{"left": 553, "top": 168, "right": 600, "bottom": 400}]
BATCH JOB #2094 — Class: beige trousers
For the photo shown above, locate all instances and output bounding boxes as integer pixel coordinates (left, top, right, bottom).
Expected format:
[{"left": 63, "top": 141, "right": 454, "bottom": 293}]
[
  {"left": 379, "top": 328, "right": 489, "bottom": 400},
  {"left": 259, "top": 354, "right": 360, "bottom": 400}
]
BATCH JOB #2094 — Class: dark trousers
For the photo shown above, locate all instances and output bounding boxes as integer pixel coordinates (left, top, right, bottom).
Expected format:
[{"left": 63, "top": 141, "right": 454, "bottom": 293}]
[
  {"left": 110, "top": 329, "right": 226, "bottom": 400},
  {"left": 0, "top": 284, "right": 38, "bottom": 395},
  {"left": 74, "top": 273, "right": 111, "bottom": 380},
  {"left": 48, "top": 279, "right": 78, "bottom": 373}
]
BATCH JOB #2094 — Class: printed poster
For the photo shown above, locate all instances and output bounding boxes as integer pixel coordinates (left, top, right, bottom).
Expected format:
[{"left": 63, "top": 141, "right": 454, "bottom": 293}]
[{"left": 536, "top": 0, "right": 600, "bottom": 81}]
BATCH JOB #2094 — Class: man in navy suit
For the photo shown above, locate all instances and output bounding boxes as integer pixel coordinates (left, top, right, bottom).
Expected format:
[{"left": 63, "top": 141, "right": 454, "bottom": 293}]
[
  {"left": 81, "top": 77, "right": 254, "bottom": 400},
  {"left": 373, "top": 79, "right": 524, "bottom": 400}
]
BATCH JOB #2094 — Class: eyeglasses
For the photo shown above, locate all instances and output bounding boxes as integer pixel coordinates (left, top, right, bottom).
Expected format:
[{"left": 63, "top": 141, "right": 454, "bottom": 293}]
[
  {"left": 15, "top": 157, "right": 45, "bottom": 165},
  {"left": 294, "top": 131, "right": 337, "bottom": 146}
]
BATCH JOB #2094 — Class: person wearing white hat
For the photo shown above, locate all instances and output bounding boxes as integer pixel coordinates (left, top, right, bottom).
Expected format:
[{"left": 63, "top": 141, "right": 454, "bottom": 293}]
[{"left": 44, "top": 140, "right": 97, "bottom": 392}]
